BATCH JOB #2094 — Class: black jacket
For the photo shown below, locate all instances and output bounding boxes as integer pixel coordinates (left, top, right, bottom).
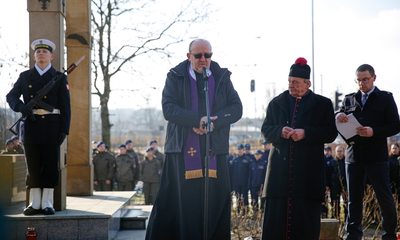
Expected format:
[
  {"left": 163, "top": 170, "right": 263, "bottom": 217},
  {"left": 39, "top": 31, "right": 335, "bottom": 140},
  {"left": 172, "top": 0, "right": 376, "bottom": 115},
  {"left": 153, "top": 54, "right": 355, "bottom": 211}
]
[
  {"left": 162, "top": 60, "right": 242, "bottom": 155},
  {"left": 339, "top": 87, "right": 400, "bottom": 163},
  {"left": 261, "top": 90, "right": 337, "bottom": 201},
  {"left": 6, "top": 66, "right": 71, "bottom": 144}
]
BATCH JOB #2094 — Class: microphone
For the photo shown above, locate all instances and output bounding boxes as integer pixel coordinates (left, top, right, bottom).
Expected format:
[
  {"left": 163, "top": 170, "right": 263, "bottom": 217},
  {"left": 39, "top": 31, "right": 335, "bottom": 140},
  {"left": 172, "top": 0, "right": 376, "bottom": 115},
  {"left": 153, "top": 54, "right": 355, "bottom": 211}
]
[{"left": 202, "top": 67, "right": 209, "bottom": 80}]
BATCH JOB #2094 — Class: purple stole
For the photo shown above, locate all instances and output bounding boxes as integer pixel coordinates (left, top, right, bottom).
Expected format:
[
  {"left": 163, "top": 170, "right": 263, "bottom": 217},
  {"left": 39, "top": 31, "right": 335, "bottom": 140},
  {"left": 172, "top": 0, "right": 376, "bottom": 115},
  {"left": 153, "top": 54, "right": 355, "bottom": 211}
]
[{"left": 184, "top": 62, "right": 217, "bottom": 179}]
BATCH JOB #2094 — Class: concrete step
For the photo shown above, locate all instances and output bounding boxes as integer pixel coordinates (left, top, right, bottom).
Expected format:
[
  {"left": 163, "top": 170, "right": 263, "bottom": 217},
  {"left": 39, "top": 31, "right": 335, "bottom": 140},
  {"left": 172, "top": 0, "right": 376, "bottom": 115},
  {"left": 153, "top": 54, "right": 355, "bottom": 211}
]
[{"left": 120, "top": 209, "right": 148, "bottom": 230}]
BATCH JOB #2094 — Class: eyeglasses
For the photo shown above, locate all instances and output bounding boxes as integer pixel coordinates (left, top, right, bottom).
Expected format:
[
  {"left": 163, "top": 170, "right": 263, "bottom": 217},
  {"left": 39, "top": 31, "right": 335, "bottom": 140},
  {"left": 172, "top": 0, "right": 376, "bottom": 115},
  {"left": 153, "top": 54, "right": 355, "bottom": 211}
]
[
  {"left": 354, "top": 76, "right": 374, "bottom": 84},
  {"left": 191, "top": 53, "right": 212, "bottom": 59}
]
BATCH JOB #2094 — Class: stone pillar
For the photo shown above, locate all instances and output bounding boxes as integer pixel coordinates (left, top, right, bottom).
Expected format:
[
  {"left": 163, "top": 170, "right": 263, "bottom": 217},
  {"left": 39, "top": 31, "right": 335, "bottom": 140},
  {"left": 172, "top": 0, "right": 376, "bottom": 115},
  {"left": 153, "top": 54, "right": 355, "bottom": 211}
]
[
  {"left": 27, "top": 0, "right": 67, "bottom": 211},
  {"left": 65, "top": 0, "right": 93, "bottom": 196}
]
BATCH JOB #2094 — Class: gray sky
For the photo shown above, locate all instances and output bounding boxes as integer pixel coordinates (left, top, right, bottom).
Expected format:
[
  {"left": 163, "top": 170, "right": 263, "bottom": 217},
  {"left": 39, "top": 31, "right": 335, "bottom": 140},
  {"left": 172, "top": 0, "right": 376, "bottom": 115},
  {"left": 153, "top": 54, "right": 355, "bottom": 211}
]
[{"left": 1, "top": 0, "right": 400, "bottom": 119}]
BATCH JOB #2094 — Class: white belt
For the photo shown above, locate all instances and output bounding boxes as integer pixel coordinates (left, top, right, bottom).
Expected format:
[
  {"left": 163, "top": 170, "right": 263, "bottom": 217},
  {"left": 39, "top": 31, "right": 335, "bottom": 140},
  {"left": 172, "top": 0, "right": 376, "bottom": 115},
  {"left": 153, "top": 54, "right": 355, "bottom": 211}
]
[{"left": 32, "top": 109, "right": 60, "bottom": 115}]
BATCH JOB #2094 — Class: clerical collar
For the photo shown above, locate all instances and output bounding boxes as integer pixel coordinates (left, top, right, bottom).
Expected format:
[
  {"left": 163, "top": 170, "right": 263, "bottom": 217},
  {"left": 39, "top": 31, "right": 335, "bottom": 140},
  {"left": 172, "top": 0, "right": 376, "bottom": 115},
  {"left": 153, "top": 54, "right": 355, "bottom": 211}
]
[
  {"left": 35, "top": 63, "right": 52, "bottom": 76},
  {"left": 188, "top": 65, "right": 212, "bottom": 81},
  {"left": 291, "top": 89, "right": 310, "bottom": 99}
]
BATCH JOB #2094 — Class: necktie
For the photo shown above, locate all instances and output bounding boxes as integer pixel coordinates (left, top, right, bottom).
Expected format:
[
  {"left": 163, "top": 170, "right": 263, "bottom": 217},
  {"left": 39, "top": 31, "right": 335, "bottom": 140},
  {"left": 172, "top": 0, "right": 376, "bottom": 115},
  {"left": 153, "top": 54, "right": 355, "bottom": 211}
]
[{"left": 361, "top": 93, "right": 368, "bottom": 106}]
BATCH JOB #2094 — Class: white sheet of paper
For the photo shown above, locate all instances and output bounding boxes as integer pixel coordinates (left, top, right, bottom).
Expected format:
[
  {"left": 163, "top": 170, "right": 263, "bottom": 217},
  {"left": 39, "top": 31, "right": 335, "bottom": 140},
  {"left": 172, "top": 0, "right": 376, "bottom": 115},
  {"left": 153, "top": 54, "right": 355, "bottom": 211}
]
[{"left": 335, "top": 113, "right": 362, "bottom": 139}]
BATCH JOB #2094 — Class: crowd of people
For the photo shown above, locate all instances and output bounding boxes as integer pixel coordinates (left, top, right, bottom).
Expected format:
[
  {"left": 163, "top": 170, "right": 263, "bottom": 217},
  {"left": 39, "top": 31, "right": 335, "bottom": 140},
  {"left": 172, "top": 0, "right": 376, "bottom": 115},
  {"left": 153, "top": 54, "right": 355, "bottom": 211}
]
[
  {"left": 228, "top": 141, "right": 270, "bottom": 212},
  {"left": 4, "top": 36, "right": 400, "bottom": 239},
  {"left": 91, "top": 139, "right": 164, "bottom": 205}
]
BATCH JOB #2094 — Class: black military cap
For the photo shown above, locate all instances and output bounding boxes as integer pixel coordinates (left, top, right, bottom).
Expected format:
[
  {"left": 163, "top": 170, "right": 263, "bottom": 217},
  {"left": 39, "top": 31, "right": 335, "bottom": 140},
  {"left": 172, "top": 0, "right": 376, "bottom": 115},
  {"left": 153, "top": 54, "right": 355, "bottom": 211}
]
[
  {"left": 237, "top": 144, "right": 244, "bottom": 149},
  {"left": 262, "top": 140, "right": 270, "bottom": 144},
  {"left": 255, "top": 150, "right": 263, "bottom": 155},
  {"left": 244, "top": 143, "right": 250, "bottom": 150}
]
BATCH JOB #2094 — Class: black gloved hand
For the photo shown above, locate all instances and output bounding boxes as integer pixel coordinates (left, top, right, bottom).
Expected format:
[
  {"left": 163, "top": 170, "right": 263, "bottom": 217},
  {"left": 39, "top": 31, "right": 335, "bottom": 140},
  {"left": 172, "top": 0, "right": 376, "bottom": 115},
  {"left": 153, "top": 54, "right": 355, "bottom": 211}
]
[
  {"left": 18, "top": 105, "right": 35, "bottom": 121},
  {"left": 58, "top": 133, "right": 67, "bottom": 146}
]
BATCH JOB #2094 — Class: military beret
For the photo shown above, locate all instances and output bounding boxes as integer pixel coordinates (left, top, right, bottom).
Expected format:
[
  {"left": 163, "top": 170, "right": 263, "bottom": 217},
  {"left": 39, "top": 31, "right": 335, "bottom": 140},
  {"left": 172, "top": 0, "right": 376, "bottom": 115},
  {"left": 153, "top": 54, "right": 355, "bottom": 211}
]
[
  {"left": 146, "top": 147, "right": 154, "bottom": 152},
  {"left": 5, "top": 139, "right": 13, "bottom": 145},
  {"left": 126, "top": 140, "right": 132, "bottom": 144},
  {"left": 149, "top": 139, "right": 157, "bottom": 145},
  {"left": 96, "top": 141, "right": 105, "bottom": 148},
  {"left": 119, "top": 144, "right": 127, "bottom": 149},
  {"left": 11, "top": 135, "right": 19, "bottom": 141}
]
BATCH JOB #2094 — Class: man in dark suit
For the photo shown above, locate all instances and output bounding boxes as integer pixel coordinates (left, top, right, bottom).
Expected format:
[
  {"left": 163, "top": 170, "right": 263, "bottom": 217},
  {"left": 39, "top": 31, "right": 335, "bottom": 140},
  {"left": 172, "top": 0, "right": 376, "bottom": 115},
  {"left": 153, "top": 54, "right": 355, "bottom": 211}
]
[
  {"left": 336, "top": 64, "right": 400, "bottom": 240},
  {"left": 6, "top": 39, "right": 71, "bottom": 215},
  {"left": 261, "top": 57, "right": 337, "bottom": 240}
]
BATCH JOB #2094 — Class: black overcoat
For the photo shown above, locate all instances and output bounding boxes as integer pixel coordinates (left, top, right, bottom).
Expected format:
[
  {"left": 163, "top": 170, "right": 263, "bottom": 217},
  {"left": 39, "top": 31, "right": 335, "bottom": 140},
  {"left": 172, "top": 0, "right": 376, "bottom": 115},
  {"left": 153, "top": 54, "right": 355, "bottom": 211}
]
[
  {"left": 162, "top": 60, "right": 243, "bottom": 155},
  {"left": 261, "top": 90, "right": 337, "bottom": 201},
  {"left": 338, "top": 87, "right": 400, "bottom": 163}
]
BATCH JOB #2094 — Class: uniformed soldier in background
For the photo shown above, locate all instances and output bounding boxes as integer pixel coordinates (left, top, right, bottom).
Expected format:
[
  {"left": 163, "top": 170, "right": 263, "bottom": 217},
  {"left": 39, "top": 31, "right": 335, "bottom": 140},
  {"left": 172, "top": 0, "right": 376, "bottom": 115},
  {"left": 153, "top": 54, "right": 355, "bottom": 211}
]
[
  {"left": 111, "top": 144, "right": 137, "bottom": 191},
  {"left": 261, "top": 140, "right": 270, "bottom": 164},
  {"left": 248, "top": 150, "right": 267, "bottom": 211},
  {"left": 150, "top": 139, "right": 165, "bottom": 171},
  {"left": 93, "top": 141, "right": 115, "bottom": 191},
  {"left": 6, "top": 39, "right": 71, "bottom": 215},
  {"left": 11, "top": 135, "right": 24, "bottom": 154},
  {"left": 1, "top": 139, "right": 18, "bottom": 154},
  {"left": 230, "top": 144, "right": 251, "bottom": 213},
  {"left": 126, "top": 140, "right": 140, "bottom": 189},
  {"left": 141, "top": 147, "right": 162, "bottom": 205},
  {"left": 244, "top": 143, "right": 256, "bottom": 162}
]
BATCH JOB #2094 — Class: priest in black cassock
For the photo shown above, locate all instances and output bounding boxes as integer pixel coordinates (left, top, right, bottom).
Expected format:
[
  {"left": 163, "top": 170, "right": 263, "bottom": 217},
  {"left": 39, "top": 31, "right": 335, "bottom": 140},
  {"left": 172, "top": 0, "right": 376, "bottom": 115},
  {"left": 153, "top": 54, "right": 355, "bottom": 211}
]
[
  {"left": 261, "top": 57, "right": 337, "bottom": 240},
  {"left": 145, "top": 39, "right": 242, "bottom": 240}
]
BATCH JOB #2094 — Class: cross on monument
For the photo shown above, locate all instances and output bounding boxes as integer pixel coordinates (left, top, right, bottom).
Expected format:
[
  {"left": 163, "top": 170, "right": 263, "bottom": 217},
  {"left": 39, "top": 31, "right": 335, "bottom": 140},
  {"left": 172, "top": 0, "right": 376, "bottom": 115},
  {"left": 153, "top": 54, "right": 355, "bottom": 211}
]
[{"left": 38, "top": 0, "right": 51, "bottom": 10}]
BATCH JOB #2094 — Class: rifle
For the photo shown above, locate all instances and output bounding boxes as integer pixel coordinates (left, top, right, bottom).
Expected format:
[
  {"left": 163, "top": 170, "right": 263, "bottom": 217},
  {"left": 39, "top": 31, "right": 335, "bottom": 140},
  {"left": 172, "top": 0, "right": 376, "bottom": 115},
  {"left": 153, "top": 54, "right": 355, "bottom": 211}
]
[{"left": 8, "top": 55, "right": 85, "bottom": 135}]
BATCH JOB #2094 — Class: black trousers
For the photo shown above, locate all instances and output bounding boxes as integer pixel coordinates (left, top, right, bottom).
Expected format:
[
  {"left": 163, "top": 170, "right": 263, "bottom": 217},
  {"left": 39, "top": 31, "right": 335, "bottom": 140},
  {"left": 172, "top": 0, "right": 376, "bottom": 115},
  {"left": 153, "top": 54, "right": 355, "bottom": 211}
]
[{"left": 24, "top": 143, "right": 60, "bottom": 189}]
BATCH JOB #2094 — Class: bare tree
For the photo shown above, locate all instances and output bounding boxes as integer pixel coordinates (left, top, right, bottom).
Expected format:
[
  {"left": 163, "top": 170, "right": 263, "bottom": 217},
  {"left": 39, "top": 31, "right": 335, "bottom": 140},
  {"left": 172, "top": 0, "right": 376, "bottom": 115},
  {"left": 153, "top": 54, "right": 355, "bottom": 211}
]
[{"left": 91, "top": 0, "right": 211, "bottom": 146}]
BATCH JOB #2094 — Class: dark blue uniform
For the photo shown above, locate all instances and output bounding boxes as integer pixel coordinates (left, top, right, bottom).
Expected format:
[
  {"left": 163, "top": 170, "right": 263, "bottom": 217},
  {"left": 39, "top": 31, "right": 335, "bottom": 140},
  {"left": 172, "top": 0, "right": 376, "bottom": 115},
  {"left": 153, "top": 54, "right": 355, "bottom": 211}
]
[
  {"left": 261, "top": 149, "right": 270, "bottom": 164},
  {"left": 230, "top": 154, "right": 251, "bottom": 206},
  {"left": 245, "top": 153, "right": 256, "bottom": 162},
  {"left": 248, "top": 159, "right": 267, "bottom": 209},
  {"left": 6, "top": 66, "right": 71, "bottom": 189}
]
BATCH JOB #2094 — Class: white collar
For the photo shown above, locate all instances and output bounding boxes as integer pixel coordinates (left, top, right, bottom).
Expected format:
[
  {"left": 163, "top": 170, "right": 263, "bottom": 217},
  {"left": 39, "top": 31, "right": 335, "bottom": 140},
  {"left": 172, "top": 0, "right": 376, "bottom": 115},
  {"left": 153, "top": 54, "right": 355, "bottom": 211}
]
[
  {"left": 189, "top": 66, "right": 212, "bottom": 81},
  {"left": 35, "top": 63, "right": 52, "bottom": 76}
]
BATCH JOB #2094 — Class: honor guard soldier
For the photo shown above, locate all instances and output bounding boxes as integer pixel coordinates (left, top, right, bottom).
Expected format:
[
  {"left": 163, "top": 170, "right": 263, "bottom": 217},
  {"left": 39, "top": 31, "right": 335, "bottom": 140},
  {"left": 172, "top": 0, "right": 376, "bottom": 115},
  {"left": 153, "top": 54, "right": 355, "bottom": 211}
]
[{"left": 6, "top": 39, "right": 71, "bottom": 215}]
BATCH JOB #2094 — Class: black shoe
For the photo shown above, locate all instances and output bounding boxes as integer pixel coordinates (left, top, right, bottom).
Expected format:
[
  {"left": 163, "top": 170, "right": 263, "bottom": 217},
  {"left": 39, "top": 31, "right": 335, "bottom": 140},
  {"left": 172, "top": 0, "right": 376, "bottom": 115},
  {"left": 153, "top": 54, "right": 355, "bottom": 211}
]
[
  {"left": 42, "top": 207, "right": 55, "bottom": 215},
  {"left": 23, "top": 206, "right": 42, "bottom": 215}
]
